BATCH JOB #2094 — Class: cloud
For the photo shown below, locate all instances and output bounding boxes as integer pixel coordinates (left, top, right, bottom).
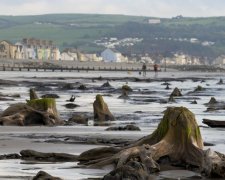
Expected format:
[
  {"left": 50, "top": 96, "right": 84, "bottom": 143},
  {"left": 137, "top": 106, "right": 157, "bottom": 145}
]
[{"left": 0, "top": 0, "right": 225, "bottom": 17}]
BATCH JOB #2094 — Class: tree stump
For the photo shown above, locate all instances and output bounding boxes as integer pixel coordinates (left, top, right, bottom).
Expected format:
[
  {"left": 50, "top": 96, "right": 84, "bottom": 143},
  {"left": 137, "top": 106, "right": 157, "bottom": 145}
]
[
  {"left": 0, "top": 88, "right": 63, "bottom": 126},
  {"left": 93, "top": 94, "right": 115, "bottom": 125},
  {"left": 30, "top": 88, "right": 39, "bottom": 100},
  {"left": 78, "top": 106, "right": 225, "bottom": 178}
]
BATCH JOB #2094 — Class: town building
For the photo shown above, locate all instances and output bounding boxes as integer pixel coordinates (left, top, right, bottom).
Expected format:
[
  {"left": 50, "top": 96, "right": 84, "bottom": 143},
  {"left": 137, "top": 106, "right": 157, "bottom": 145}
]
[
  {"left": 21, "top": 38, "right": 60, "bottom": 60},
  {"left": 0, "top": 40, "right": 17, "bottom": 59},
  {"left": 60, "top": 48, "right": 80, "bottom": 61},
  {"left": 213, "top": 55, "right": 225, "bottom": 65},
  {"left": 101, "top": 48, "right": 127, "bottom": 63},
  {"left": 148, "top": 19, "right": 161, "bottom": 24}
]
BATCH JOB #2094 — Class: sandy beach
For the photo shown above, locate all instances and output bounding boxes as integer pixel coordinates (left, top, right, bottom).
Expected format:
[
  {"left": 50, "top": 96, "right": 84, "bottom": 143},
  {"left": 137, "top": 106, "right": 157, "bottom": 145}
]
[{"left": 0, "top": 70, "right": 225, "bottom": 179}]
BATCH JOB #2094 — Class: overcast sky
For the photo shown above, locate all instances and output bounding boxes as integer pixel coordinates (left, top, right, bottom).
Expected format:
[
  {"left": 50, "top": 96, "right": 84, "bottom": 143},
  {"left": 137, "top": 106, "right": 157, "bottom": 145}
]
[{"left": 1, "top": 0, "right": 225, "bottom": 17}]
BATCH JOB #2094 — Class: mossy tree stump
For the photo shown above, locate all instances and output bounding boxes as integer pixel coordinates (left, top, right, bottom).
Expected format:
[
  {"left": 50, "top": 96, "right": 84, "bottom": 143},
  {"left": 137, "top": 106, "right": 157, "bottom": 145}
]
[
  {"left": 0, "top": 89, "right": 63, "bottom": 126},
  {"left": 93, "top": 94, "right": 115, "bottom": 125},
  {"left": 78, "top": 107, "right": 225, "bottom": 178}
]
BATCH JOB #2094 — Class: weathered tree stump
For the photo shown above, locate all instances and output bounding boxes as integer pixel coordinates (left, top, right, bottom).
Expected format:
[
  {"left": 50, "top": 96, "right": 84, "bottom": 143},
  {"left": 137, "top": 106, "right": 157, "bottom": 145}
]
[
  {"left": 93, "top": 94, "right": 115, "bottom": 125},
  {"left": 30, "top": 88, "right": 39, "bottom": 100},
  {"left": 170, "top": 87, "right": 182, "bottom": 97},
  {"left": 0, "top": 89, "right": 64, "bottom": 126},
  {"left": 33, "top": 171, "right": 62, "bottom": 180},
  {"left": 78, "top": 107, "right": 225, "bottom": 178}
]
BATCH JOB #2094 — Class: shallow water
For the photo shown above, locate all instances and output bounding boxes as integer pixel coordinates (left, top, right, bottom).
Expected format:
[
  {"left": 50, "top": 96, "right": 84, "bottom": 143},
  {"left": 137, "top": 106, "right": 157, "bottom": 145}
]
[{"left": 0, "top": 70, "right": 225, "bottom": 179}]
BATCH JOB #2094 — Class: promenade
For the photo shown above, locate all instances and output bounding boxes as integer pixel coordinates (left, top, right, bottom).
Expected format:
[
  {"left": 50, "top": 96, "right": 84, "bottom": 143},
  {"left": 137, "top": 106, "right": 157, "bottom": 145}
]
[{"left": 0, "top": 59, "right": 147, "bottom": 72}]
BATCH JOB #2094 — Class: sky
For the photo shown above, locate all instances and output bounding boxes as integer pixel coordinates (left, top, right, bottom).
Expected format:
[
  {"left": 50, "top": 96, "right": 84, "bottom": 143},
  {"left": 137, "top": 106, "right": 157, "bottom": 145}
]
[{"left": 1, "top": 0, "right": 225, "bottom": 17}]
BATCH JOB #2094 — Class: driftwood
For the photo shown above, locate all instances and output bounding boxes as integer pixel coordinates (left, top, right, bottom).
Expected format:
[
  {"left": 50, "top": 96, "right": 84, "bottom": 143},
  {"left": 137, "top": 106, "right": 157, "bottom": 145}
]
[
  {"left": 78, "top": 107, "right": 225, "bottom": 178},
  {"left": 203, "top": 119, "right": 225, "bottom": 128},
  {"left": 20, "top": 149, "right": 78, "bottom": 162}
]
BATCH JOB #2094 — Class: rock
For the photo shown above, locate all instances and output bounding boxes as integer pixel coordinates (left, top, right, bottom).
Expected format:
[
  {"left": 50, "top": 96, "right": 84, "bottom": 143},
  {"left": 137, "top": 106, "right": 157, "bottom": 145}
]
[
  {"left": 93, "top": 94, "right": 115, "bottom": 124},
  {"left": 32, "top": 171, "right": 62, "bottom": 180},
  {"left": 170, "top": 87, "right": 182, "bottom": 97},
  {"left": 64, "top": 103, "right": 79, "bottom": 109},
  {"left": 191, "top": 100, "right": 198, "bottom": 104},
  {"left": 41, "top": 94, "right": 60, "bottom": 98},
  {"left": 105, "top": 124, "right": 141, "bottom": 131},
  {"left": 78, "top": 84, "right": 87, "bottom": 90},
  {"left": 101, "top": 81, "right": 112, "bottom": 88},
  {"left": 61, "top": 83, "right": 74, "bottom": 90},
  {"left": 20, "top": 149, "right": 78, "bottom": 162},
  {"left": 67, "top": 114, "right": 88, "bottom": 125},
  {"left": 217, "top": 78, "right": 223, "bottom": 85}
]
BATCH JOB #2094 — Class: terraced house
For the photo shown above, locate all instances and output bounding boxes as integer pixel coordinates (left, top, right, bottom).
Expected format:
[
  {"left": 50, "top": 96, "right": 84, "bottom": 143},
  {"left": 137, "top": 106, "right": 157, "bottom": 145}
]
[
  {"left": 21, "top": 38, "right": 60, "bottom": 60},
  {"left": 0, "top": 38, "right": 60, "bottom": 60},
  {"left": 0, "top": 40, "right": 17, "bottom": 59}
]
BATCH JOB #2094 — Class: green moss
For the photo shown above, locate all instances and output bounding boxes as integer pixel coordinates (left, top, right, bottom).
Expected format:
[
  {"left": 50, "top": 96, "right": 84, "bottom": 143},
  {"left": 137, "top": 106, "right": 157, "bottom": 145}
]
[
  {"left": 151, "top": 110, "right": 170, "bottom": 141},
  {"left": 27, "top": 98, "right": 56, "bottom": 111},
  {"left": 187, "top": 126, "right": 192, "bottom": 139},
  {"left": 151, "top": 106, "right": 202, "bottom": 143},
  {"left": 96, "top": 94, "right": 104, "bottom": 109}
]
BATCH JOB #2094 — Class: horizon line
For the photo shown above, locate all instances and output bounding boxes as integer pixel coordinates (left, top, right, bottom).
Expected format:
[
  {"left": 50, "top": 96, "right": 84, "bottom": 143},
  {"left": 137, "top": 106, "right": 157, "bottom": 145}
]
[{"left": 0, "top": 12, "right": 224, "bottom": 19}]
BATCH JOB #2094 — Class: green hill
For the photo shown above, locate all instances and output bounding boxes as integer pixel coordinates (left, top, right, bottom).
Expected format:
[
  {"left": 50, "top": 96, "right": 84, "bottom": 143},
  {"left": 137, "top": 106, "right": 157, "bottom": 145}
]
[
  {"left": 0, "top": 14, "right": 225, "bottom": 60},
  {"left": 0, "top": 14, "right": 146, "bottom": 52}
]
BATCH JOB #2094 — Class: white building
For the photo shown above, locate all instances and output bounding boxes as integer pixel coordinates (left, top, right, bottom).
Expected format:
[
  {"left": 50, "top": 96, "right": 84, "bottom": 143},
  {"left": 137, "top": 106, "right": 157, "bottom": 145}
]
[
  {"left": 174, "top": 54, "right": 187, "bottom": 65},
  {"left": 148, "top": 19, "right": 161, "bottom": 24},
  {"left": 101, "top": 48, "right": 126, "bottom": 63},
  {"left": 213, "top": 55, "right": 225, "bottom": 65},
  {"left": 60, "top": 48, "right": 79, "bottom": 61}
]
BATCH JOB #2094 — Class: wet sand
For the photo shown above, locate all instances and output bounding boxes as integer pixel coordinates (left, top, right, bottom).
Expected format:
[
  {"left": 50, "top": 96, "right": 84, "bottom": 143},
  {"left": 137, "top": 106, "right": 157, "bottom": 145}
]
[{"left": 0, "top": 70, "right": 225, "bottom": 179}]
